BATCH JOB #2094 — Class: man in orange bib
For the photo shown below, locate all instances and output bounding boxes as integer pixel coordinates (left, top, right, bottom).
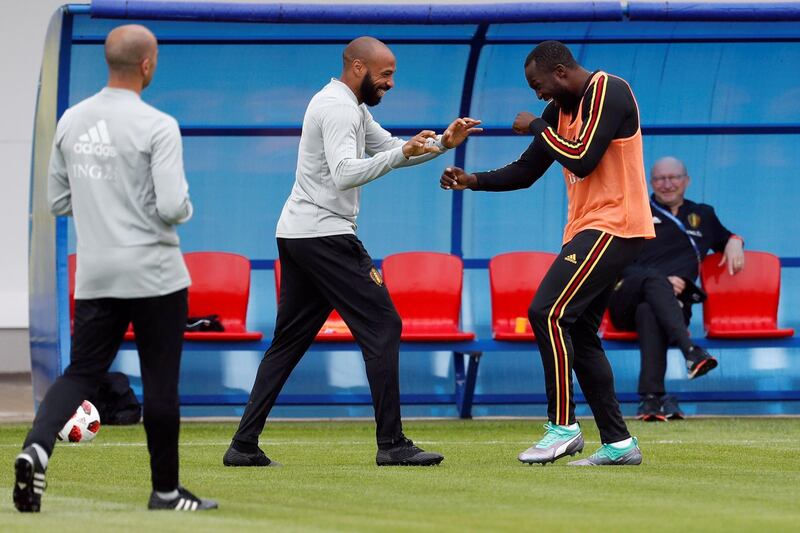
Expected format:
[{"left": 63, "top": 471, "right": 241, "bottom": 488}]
[{"left": 441, "top": 40, "right": 655, "bottom": 466}]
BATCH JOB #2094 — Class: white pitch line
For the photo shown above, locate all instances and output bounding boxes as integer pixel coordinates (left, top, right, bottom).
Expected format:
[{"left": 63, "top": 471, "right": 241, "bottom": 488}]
[{"left": 1, "top": 439, "right": 797, "bottom": 448}]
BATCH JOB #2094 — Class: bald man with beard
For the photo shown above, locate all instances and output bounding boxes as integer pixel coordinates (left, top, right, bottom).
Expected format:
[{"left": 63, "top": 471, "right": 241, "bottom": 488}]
[
  {"left": 14, "top": 25, "right": 216, "bottom": 512},
  {"left": 223, "top": 36, "right": 481, "bottom": 468}
]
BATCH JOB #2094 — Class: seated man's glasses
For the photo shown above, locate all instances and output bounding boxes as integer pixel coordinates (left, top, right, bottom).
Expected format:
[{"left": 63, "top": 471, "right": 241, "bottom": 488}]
[{"left": 651, "top": 174, "right": 687, "bottom": 184}]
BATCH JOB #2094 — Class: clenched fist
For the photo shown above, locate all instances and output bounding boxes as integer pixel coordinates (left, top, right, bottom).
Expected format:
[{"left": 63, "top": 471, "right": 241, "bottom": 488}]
[
  {"left": 512, "top": 111, "right": 536, "bottom": 135},
  {"left": 440, "top": 166, "right": 477, "bottom": 190}
]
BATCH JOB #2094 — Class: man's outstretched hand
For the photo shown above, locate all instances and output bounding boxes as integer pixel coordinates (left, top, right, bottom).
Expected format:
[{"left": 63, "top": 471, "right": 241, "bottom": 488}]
[
  {"left": 442, "top": 117, "right": 483, "bottom": 149},
  {"left": 403, "top": 130, "right": 440, "bottom": 158}
]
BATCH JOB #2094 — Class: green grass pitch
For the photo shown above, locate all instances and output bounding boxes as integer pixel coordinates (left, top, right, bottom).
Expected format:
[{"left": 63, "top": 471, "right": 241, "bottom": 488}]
[{"left": 2, "top": 418, "right": 799, "bottom": 532}]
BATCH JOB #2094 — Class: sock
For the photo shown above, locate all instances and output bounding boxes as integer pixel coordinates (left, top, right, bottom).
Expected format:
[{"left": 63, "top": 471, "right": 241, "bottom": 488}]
[
  {"left": 684, "top": 345, "right": 708, "bottom": 363},
  {"left": 565, "top": 423, "right": 579, "bottom": 431},
  {"left": 679, "top": 340, "right": 694, "bottom": 356},
  {"left": 155, "top": 489, "right": 179, "bottom": 500},
  {"left": 31, "top": 443, "right": 49, "bottom": 469},
  {"left": 608, "top": 437, "right": 633, "bottom": 449},
  {"left": 232, "top": 440, "right": 259, "bottom": 454},
  {"left": 682, "top": 345, "right": 696, "bottom": 361}
]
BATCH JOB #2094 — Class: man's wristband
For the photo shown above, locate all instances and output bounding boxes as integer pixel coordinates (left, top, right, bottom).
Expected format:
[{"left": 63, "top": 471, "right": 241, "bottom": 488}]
[
  {"left": 429, "top": 134, "right": 449, "bottom": 152},
  {"left": 729, "top": 234, "right": 744, "bottom": 246}
]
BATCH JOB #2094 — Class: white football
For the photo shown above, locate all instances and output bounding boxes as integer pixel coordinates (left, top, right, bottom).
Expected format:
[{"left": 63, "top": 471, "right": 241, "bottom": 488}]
[{"left": 57, "top": 400, "right": 101, "bottom": 443}]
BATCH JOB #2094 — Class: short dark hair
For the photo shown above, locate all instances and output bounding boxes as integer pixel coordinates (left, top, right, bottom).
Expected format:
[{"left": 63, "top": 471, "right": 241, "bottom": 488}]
[{"left": 524, "top": 40, "right": 577, "bottom": 71}]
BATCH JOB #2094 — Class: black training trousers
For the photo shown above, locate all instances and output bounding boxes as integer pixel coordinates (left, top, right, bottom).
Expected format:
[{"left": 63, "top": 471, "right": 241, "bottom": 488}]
[
  {"left": 529, "top": 230, "right": 644, "bottom": 444},
  {"left": 233, "top": 235, "right": 404, "bottom": 448},
  {"left": 24, "top": 289, "right": 187, "bottom": 492},
  {"left": 609, "top": 274, "right": 693, "bottom": 396}
]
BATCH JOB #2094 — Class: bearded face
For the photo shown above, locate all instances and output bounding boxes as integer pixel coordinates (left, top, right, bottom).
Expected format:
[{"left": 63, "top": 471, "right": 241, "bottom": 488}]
[{"left": 360, "top": 70, "right": 389, "bottom": 107}]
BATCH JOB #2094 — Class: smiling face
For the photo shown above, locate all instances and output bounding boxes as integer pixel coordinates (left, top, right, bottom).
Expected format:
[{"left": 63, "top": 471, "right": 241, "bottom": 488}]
[
  {"left": 525, "top": 60, "right": 577, "bottom": 110},
  {"left": 651, "top": 157, "right": 690, "bottom": 209},
  {"left": 357, "top": 48, "right": 396, "bottom": 107},
  {"left": 341, "top": 38, "right": 397, "bottom": 107}
]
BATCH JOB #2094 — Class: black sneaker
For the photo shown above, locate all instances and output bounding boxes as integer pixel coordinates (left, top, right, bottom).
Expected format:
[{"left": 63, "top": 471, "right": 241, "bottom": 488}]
[
  {"left": 147, "top": 486, "right": 218, "bottom": 511},
  {"left": 223, "top": 444, "right": 279, "bottom": 467},
  {"left": 636, "top": 394, "right": 666, "bottom": 422},
  {"left": 376, "top": 437, "right": 444, "bottom": 466},
  {"left": 661, "top": 394, "right": 685, "bottom": 420},
  {"left": 13, "top": 446, "right": 47, "bottom": 513},
  {"left": 686, "top": 346, "right": 718, "bottom": 380}
]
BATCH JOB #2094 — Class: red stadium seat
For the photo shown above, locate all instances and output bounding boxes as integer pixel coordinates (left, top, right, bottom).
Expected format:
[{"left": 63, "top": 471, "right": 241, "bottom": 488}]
[
  {"left": 488, "top": 252, "right": 556, "bottom": 341},
  {"left": 180, "top": 252, "right": 263, "bottom": 340},
  {"left": 701, "top": 251, "right": 794, "bottom": 339},
  {"left": 600, "top": 310, "right": 639, "bottom": 341},
  {"left": 382, "top": 252, "right": 475, "bottom": 341},
  {"left": 71, "top": 252, "right": 262, "bottom": 341},
  {"left": 274, "top": 259, "right": 354, "bottom": 341}
]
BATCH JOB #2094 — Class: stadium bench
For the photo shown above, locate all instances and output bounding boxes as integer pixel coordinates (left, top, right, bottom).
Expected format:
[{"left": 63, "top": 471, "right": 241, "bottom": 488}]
[
  {"left": 173, "top": 333, "right": 800, "bottom": 417},
  {"left": 111, "top": 249, "right": 797, "bottom": 418},
  {"left": 70, "top": 252, "right": 263, "bottom": 341}
]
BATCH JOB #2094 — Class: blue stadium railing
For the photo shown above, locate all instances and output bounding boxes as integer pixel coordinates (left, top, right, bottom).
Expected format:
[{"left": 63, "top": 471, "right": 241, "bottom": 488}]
[{"left": 126, "top": 335, "right": 800, "bottom": 418}]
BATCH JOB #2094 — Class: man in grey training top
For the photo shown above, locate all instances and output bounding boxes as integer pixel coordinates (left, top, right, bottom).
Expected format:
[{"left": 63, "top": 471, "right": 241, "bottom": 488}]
[
  {"left": 223, "top": 36, "right": 481, "bottom": 467},
  {"left": 14, "top": 25, "right": 215, "bottom": 512}
]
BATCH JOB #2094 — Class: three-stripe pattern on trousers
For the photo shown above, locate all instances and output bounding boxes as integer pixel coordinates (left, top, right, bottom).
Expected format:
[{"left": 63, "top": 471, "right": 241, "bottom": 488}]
[{"left": 546, "top": 231, "right": 614, "bottom": 425}]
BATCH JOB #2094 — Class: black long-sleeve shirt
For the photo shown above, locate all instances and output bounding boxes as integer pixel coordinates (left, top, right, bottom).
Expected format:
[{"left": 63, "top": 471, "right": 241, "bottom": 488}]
[
  {"left": 631, "top": 196, "right": 733, "bottom": 281},
  {"left": 473, "top": 71, "right": 639, "bottom": 191}
]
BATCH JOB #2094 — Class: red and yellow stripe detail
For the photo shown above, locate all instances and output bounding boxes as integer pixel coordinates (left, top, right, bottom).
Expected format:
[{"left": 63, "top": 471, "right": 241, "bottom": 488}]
[
  {"left": 541, "top": 73, "right": 608, "bottom": 160},
  {"left": 546, "top": 231, "right": 614, "bottom": 425}
]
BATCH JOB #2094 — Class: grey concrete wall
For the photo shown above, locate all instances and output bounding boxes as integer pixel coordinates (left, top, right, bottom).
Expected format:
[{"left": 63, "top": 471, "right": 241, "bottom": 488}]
[{"left": 0, "top": 329, "right": 30, "bottom": 373}]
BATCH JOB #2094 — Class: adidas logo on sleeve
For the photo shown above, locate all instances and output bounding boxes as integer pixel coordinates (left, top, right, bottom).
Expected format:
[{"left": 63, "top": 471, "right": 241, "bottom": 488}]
[{"left": 73, "top": 120, "right": 118, "bottom": 158}]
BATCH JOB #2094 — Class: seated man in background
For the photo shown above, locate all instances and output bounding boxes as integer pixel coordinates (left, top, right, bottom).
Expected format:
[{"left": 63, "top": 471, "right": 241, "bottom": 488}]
[{"left": 608, "top": 156, "right": 744, "bottom": 421}]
